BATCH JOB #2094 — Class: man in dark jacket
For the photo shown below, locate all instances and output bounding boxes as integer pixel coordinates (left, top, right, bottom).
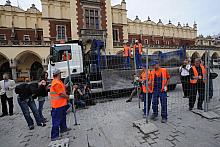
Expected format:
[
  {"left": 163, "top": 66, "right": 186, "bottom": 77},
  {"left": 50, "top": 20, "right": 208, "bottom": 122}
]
[{"left": 16, "top": 80, "right": 47, "bottom": 130}]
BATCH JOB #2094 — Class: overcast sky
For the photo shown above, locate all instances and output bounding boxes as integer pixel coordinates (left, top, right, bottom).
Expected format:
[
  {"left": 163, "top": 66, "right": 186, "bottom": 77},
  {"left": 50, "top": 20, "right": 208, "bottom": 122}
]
[{"left": 1, "top": 0, "right": 219, "bottom": 36}]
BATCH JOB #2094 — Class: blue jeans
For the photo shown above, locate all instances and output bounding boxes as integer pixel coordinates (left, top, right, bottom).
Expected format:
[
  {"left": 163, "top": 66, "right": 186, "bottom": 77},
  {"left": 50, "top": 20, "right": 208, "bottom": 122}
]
[
  {"left": 17, "top": 97, "right": 43, "bottom": 127},
  {"left": 124, "top": 56, "right": 131, "bottom": 69},
  {"left": 51, "top": 106, "right": 67, "bottom": 139},
  {"left": 143, "top": 93, "right": 152, "bottom": 115},
  {"left": 135, "top": 53, "right": 142, "bottom": 68},
  {"left": 152, "top": 91, "right": 168, "bottom": 119},
  {"left": 38, "top": 99, "right": 46, "bottom": 121}
]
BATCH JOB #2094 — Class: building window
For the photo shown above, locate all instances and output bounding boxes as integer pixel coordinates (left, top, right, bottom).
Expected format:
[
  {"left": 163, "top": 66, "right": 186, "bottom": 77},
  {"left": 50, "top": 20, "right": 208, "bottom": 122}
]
[
  {"left": 23, "top": 35, "right": 30, "bottom": 41},
  {"left": 166, "top": 41, "right": 170, "bottom": 45},
  {"left": 0, "top": 34, "right": 6, "bottom": 40},
  {"left": 145, "top": 39, "right": 148, "bottom": 45},
  {"left": 113, "top": 29, "right": 119, "bottom": 42},
  {"left": 156, "top": 40, "right": 159, "bottom": 45},
  {"left": 85, "top": 9, "right": 100, "bottom": 29},
  {"left": 56, "top": 25, "right": 66, "bottom": 40}
]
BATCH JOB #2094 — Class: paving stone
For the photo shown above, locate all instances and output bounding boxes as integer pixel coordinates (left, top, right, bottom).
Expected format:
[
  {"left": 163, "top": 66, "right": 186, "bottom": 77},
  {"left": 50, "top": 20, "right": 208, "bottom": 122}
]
[
  {"left": 133, "top": 120, "right": 158, "bottom": 135},
  {"left": 146, "top": 137, "right": 156, "bottom": 145},
  {"left": 48, "top": 138, "right": 69, "bottom": 147},
  {"left": 192, "top": 110, "right": 220, "bottom": 119},
  {"left": 166, "top": 136, "right": 175, "bottom": 142},
  {"left": 149, "top": 133, "right": 158, "bottom": 139},
  {"left": 170, "top": 133, "right": 179, "bottom": 138}
]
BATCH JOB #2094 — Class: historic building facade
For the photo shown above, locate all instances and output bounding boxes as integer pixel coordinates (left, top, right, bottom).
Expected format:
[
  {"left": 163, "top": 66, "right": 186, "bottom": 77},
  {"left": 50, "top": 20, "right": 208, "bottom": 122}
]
[{"left": 0, "top": 0, "right": 218, "bottom": 81}]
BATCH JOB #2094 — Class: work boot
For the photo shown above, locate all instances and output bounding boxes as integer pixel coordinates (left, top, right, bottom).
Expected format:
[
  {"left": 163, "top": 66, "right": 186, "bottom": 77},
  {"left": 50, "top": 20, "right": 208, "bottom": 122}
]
[
  {"left": 189, "top": 107, "right": 193, "bottom": 111},
  {"left": 126, "top": 99, "right": 132, "bottom": 103},
  {"left": 29, "top": 125, "right": 34, "bottom": 130},
  {"left": 60, "top": 128, "right": 72, "bottom": 134},
  {"left": 161, "top": 118, "right": 167, "bottom": 123},
  {"left": 150, "top": 115, "right": 158, "bottom": 121},
  {"left": 37, "top": 123, "right": 46, "bottom": 127}
]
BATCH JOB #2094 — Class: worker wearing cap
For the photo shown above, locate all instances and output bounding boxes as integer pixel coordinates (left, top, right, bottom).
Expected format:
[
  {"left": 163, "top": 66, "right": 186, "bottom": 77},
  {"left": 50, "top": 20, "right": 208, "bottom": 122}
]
[
  {"left": 50, "top": 69, "right": 71, "bottom": 141},
  {"left": 133, "top": 40, "right": 143, "bottom": 69},
  {"left": 151, "top": 61, "right": 170, "bottom": 123},
  {"left": 123, "top": 42, "right": 132, "bottom": 69},
  {"left": 137, "top": 64, "right": 153, "bottom": 116},
  {"left": 189, "top": 58, "right": 207, "bottom": 111}
]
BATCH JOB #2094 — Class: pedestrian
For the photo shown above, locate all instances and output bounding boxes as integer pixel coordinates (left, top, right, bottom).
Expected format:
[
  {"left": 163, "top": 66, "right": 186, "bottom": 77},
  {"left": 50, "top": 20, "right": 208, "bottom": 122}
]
[
  {"left": 82, "top": 85, "right": 95, "bottom": 106},
  {"left": 189, "top": 58, "right": 207, "bottom": 110},
  {"left": 16, "top": 80, "right": 47, "bottom": 130},
  {"left": 133, "top": 40, "right": 143, "bottom": 69},
  {"left": 137, "top": 64, "right": 153, "bottom": 117},
  {"left": 150, "top": 61, "right": 170, "bottom": 123},
  {"left": 0, "top": 73, "right": 16, "bottom": 117},
  {"left": 37, "top": 71, "right": 49, "bottom": 123},
  {"left": 50, "top": 69, "right": 71, "bottom": 141},
  {"left": 73, "top": 85, "right": 86, "bottom": 109},
  {"left": 123, "top": 42, "right": 132, "bottom": 69},
  {"left": 179, "top": 59, "right": 191, "bottom": 98},
  {"left": 126, "top": 74, "right": 141, "bottom": 102}
]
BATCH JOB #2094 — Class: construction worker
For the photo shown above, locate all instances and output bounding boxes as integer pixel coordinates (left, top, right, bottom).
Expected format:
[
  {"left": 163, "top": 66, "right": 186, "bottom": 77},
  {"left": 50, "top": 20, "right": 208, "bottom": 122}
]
[
  {"left": 50, "top": 69, "right": 71, "bottom": 141},
  {"left": 189, "top": 58, "right": 207, "bottom": 110},
  {"left": 151, "top": 61, "right": 170, "bottom": 123},
  {"left": 133, "top": 40, "right": 143, "bottom": 69},
  {"left": 123, "top": 42, "right": 132, "bottom": 69},
  {"left": 137, "top": 64, "right": 153, "bottom": 117}
]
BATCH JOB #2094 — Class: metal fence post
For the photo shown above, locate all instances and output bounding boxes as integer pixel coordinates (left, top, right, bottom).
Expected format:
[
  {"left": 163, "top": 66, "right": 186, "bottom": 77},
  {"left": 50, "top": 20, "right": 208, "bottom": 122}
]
[
  {"left": 133, "top": 44, "right": 140, "bottom": 109},
  {"left": 204, "top": 48, "right": 210, "bottom": 112},
  {"left": 66, "top": 51, "right": 78, "bottom": 125},
  {"left": 145, "top": 46, "right": 149, "bottom": 123}
]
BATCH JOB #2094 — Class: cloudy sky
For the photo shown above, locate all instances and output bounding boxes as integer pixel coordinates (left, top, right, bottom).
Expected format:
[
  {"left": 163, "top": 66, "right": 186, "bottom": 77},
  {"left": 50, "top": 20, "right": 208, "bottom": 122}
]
[{"left": 1, "top": 0, "right": 219, "bottom": 36}]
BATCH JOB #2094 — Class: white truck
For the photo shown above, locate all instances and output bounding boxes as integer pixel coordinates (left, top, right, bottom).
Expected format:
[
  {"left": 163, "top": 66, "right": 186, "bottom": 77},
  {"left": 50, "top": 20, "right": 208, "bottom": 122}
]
[{"left": 48, "top": 40, "right": 183, "bottom": 98}]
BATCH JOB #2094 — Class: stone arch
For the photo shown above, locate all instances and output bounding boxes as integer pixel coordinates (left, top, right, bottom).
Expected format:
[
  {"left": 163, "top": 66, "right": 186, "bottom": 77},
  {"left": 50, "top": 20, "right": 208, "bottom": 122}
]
[
  {"left": 30, "top": 61, "right": 43, "bottom": 81},
  {"left": 191, "top": 52, "right": 200, "bottom": 59},
  {"left": 0, "top": 52, "right": 10, "bottom": 80},
  {"left": 212, "top": 52, "right": 219, "bottom": 60},
  {"left": 15, "top": 50, "right": 43, "bottom": 81}
]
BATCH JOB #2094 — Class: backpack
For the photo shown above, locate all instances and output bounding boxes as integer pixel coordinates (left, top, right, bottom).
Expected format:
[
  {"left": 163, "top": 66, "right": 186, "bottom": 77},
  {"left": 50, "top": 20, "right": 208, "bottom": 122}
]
[{"left": 15, "top": 83, "right": 32, "bottom": 98}]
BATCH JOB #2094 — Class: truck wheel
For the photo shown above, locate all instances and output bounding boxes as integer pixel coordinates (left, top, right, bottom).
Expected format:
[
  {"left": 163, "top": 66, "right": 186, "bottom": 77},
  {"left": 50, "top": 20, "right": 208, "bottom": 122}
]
[{"left": 167, "top": 84, "right": 177, "bottom": 91}]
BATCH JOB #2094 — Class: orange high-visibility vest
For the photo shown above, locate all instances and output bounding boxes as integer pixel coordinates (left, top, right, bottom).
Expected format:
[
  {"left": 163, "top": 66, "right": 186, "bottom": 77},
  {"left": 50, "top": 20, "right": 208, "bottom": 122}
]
[
  {"left": 151, "top": 68, "right": 170, "bottom": 92},
  {"left": 123, "top": 45, "right": 131, "bottom": 57},
  {"left": 50, "top": 79, "right": 67, "bottom": 108},
  {"left": 133, "top": 43, "right": 143, "bottom": 54},
  {"left": 190, "top": 64, "right": 207, "bottom": 84},
  {"left": 140, "top": 70, "right": 153, "bottom": 93},
  {"left": 63, "top": 53, "right": 71, "bottom": 61}
]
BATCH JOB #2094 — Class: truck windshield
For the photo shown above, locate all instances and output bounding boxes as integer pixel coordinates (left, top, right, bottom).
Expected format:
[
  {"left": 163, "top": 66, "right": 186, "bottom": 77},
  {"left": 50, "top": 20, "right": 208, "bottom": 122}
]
[{"left": 51, "top": 45, "right": 72, "bottom": 62}]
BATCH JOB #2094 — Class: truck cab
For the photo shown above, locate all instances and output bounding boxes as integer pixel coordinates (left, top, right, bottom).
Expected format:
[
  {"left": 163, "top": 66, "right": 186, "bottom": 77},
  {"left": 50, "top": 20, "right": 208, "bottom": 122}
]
[{"left": 48, "top": 43, "right": 84, "bottom": 79}]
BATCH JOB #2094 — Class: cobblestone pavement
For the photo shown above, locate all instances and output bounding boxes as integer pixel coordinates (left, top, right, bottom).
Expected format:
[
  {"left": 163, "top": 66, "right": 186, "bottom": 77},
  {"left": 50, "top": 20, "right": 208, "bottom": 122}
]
[{"left": 0, "top": 70, "right": 220, "bottom": 147}]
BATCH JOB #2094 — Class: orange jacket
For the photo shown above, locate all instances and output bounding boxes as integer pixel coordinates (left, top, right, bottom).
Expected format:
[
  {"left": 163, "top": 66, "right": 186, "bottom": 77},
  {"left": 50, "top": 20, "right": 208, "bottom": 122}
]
[
  {"left": 190, "top": 64, "right": 207, "bottom": 84},
  {"left": 123, "top": 45, "right": 131, "bottom": 57},
  {"left": 133, "top": 43, "right": 143, "bottom": 54},
  {"left": 63, "top": 53, "right": 71, "bottom": 61},
  {"left": 140, "top": 70, "right": 153, "bottom": 93},
  {"left": 50, "top": 79, "right": 67, "bottom": 108},
  {"left": 151, "top": 68, "right": 170, "bottom": 92}
]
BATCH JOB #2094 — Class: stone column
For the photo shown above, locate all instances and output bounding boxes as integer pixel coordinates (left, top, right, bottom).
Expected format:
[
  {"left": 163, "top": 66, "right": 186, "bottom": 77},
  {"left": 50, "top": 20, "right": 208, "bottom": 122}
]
[
  {"left": 10, "top": 59, "right": 17, "bottom": 81},
  {"left": 11, "top": 67, "right": 17, "bottom": 81}
]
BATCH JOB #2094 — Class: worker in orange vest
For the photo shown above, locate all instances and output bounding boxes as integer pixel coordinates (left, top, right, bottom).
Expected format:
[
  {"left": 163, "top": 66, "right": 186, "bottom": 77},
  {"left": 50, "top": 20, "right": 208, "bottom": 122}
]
[
  {"left": 123, "top": 42, "right": 132, "bottom": 69},
  {"left": 50, "top": 69, "right": 71, "bottom": 141},
  {"left": 62, "top": 52, "right": 72, "bottom": 61},
  {"left": 150, "top": 61, "right": 170, "bottom": 123},
  {"left": 137, "top": 64, "right": 153, "bottom": 117},
  {"left": 189, "top": 58, "right": 207, "bottom": 111},
  {"left": 133, "top": 40, "right": 143, "bottom": 69}
]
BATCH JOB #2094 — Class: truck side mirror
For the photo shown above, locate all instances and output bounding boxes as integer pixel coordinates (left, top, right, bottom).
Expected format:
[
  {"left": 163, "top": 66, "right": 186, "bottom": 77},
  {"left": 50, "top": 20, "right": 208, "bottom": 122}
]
[{"left": 49, "top": 55, "right": 55, "bottom": 66}]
